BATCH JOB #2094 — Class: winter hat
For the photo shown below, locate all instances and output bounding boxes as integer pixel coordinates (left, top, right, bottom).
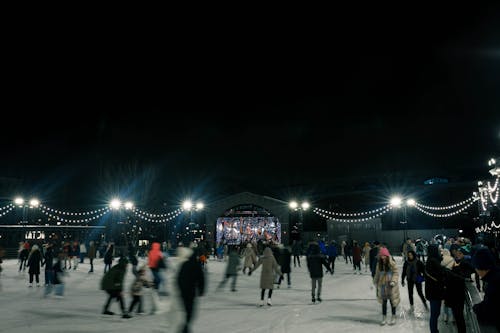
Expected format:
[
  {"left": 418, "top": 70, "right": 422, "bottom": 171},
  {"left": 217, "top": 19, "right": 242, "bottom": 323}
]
[
  {"left": 457, "top": 244, "right": 471, "bottom": 255},
  {"left": 379, "top": 247, "right": 390, "bottom": 257},
  {"left": 472, "top": 248, "right": 496, "bottom": 270}
]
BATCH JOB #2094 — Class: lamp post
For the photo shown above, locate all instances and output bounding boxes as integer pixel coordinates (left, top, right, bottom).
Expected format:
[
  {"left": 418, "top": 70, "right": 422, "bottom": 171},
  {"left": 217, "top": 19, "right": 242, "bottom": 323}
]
[
  {"left": 182, "top": 200, "right": 204, "bottom": 245},
  {"left": 289, "top": 200, "right": 309, "bottom": 244}
]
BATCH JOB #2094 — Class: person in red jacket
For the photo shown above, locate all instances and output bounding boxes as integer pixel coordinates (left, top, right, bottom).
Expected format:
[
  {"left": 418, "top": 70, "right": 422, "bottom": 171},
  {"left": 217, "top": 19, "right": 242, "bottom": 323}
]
[{"left": 148, "top": 242, "right": 165, "bottom": 291}]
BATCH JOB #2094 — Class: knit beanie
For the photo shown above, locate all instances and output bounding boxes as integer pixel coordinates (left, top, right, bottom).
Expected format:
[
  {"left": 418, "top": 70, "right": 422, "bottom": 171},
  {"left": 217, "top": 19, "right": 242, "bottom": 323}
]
[
  {"left": 472, "top": 248, "right": 495, "bottom": 270},
  {"left": 379, "top": 247, "right": 390, "bottom": 257}
]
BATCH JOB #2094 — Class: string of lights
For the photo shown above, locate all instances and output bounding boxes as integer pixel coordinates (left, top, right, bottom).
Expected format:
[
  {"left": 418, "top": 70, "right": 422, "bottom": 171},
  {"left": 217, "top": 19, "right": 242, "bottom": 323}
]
[
  {"left": 134, "top": 207, "right": 182, "bottom": 218},
  {"left": 313, "top": 206, "right": 392, "bottom": 223},
  {"left": 0, "top": 204, "right": 14, "bottom": 211},
  {"left": 487, "top": 178, "right": 499, "bottom": 203},
  {"left": 414, "top": 197, "right": 476, "bottom": 211},
  {"left": 0, "top": 205, "right": 14, "bottom": 217},
  {"left": 133, "top": 208, "right": 183, "bottom": 223},
  {"left": 414, "top": 198, "right": 478, "bottom": 218},
  {"left": 39, "top": 207, "right": 110, "bottom": 224},
  {"left": 39, "top": 204, "right": 108, "bottom": 216},
  {"left": 314, "top": 205, "right": 390, "bottom": 217}
]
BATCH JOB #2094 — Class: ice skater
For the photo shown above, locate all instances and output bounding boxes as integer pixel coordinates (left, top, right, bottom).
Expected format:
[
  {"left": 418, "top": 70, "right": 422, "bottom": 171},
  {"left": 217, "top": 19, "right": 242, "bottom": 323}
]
[
  {"left": 27, "top": 244, "right": 43, "bottom": 287},
  {"left": 249, "top": 247, "right": 282, "bottom": 306},
  {"left": 306, "top": 242, "right": 331, "bottom": 303},
  {"left": 101, "top": 257, "right": 131, "bottom": 318},
  {"left": 242, "top": 243, "right": 257, "bottom": 274},
  {"left": 373, "top": 247, "right": 400, "bottom": 325},
  {"left": 217, "top": 247, "right": 241, "bottom": 292},
  {"left": 128, "top": 266, "right": 152, "bottom": 314}
]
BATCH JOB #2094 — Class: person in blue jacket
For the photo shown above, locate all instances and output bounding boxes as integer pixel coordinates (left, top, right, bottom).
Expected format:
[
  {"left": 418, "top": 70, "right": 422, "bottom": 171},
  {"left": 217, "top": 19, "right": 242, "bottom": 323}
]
[{"left": 326, "top": 241, "right": 337, "bottom": 275}]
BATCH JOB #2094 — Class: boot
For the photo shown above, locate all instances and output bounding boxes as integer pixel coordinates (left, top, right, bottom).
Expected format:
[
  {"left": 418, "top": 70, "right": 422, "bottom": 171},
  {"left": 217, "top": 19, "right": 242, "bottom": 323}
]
[
  {"left": 122, "top": 313, "right": 132, "bottom": 319},
  {"left": 267, "top": 298, "right": 272, "bottom": 306},
  {"left": 312, "top": 296, "right": 316, "bottom": 303},
  {"left": 317, "top": 295, "right": 322, "bottom": 302},
  {"left": 259, "top": 300, "right": 264, "bottom": 307},
  {"left": 380, "top": 315, "right": 387, "bottom": 325},
  {"left": 389, "top": 315, "right": 396, "bottom": 325}
]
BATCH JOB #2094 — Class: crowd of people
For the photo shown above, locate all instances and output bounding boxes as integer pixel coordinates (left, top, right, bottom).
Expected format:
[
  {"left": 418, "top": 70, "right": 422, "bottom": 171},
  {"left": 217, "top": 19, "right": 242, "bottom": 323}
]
[{"left": 2, "top": 235, "right": 499, "bottom": 332}]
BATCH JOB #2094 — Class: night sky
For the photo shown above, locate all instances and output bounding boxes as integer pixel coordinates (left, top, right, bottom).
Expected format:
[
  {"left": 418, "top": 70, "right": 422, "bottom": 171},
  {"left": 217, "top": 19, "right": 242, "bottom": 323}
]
[{"left": 1, "top": 6, "right": 499, "bottom": 208}]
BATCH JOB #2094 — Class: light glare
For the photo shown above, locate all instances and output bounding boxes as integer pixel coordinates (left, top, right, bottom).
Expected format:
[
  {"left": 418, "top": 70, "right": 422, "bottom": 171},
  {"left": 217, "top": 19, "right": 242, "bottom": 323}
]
[
  {"left": 124, "top": 201, "right": 134, "bottom": 210},
  {"left": 183, "top": 200, "right": 193, "bottom": 210},
  {"left": 406, "top": 199, "right": 416, "bottom": 206},
  {"left": 301, "top": 202, "right": 310, "bottom": 210},
  {"left": 29, "top": 199, "right": 40, "bottom": 207},
  {"left": 390, "top": 196, "right": 402, "bottom": 207},
  {"left": 110, "top": 199, "right": 121, "bottom": 210},
  {"left": 14, "top": 197, "right": 24, "bottom": 205},
  {"left": 195, "top": 202, "right": 204, "bottom": 210},
  {"left": 289, "top": 201, "right": 298, "bottom": 209}
]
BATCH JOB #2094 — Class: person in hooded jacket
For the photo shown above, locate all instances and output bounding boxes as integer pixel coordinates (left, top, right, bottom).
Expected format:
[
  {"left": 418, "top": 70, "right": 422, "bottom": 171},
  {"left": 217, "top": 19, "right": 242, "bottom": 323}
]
[
  {"left": 148, "top": 242, "right": 165, "bottom": 291},
  {"left": 425, "top": 244, "right": 446, "bottom": 333},
  {"left": 27, "top": 244, "right": 43, "bottom": 287},
  {"left": 101, "top": 257, "right": 131, "bottom": 318},
  {"left": 242, "top": 243, "right": 257, "bottom": 274},
  {"left": 401, "top": 250, "right": 427, "bottom": 312},
  {"left": 249, "top": 247, "right": 282, "bottom": 306},
  {"left": 19, "top": 245, "right": 29, "bottom": 272},
  {"left": 307, "top": 243, "right": 331, "bottom": 303},
  {"left": 373, "top": 247, "right": 400, "bottom": 325}
]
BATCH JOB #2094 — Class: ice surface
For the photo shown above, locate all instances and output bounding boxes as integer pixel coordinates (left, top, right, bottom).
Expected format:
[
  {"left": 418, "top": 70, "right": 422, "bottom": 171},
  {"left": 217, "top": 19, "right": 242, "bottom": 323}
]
[{"left": 0, "top": 255, "right": 457, "bottom": 332}]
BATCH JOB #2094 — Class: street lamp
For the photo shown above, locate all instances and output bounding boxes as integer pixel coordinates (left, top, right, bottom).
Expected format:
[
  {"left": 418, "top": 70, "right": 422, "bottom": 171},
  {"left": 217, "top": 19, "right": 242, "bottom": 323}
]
[
  {"left": 14, "top": 197, "right": 24, "bottom": 206},
  {"left": 182, "top": 200, "right": 193, "bottom": 211},
  {"left": 289, "top": 201, "right": 299, "bottom": 210},
  {"left": 29, "top": 199, "right": 40, "bottom": 208},
  {"left": 391, "top": 196, "right": 415, "bottom": 241},
  {"left": 109, "top": 199, "right": 122, "bottom": 210},
  {"left": 124, "top": 201, "right": 134, "bottom": 210}
]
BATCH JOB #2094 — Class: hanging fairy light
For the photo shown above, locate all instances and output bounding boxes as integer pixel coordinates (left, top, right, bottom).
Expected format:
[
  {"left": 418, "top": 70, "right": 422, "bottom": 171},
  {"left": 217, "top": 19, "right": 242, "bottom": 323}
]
[
  {"left": 39, "top": 204, "right": 108, "bottom": 216},
  {"left": 414, "top": 197, "right": 478, "bottom": 218},
  {"left": 414, "top": 196, "right": 476, "bottom": 211},
  {"left": 133, "top": 208, "right": 183, "bottom": 223},
  {"left": 314, "top": 204, "right": 390, "bottom": 217},
  {"left": 313, "top": 206, "right": 392, "bottom": 223}
]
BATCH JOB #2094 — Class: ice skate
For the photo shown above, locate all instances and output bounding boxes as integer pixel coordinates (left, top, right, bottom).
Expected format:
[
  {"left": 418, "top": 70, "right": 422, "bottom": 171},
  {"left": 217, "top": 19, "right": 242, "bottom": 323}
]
[
  {"left": 389, "top": 315, "right": 396, "bottom": 325},
  {"left": 312, "top": 296, "right": 316, "bottom": 303},
  {"left": 380, "top": 315, "right": 387, "bottom": 325},
  {"left": 267, "top": 298, "right": 272, "bottom": 306}
]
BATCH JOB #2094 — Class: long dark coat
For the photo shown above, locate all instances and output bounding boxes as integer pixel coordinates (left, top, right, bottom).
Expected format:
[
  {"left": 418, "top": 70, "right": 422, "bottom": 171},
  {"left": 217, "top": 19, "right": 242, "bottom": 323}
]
[
  {"left": 27, "top": 249, "right": 42, "bottom": 275},
  {"left": 279, "top": 247, "right": 292, "bottom": 274}
]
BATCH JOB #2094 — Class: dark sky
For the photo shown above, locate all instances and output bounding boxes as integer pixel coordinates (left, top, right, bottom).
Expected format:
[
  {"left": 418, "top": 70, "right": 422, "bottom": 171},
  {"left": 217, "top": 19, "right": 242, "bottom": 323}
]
[{"left": 1, "top": 6, "right": 499, "bottom": 206}]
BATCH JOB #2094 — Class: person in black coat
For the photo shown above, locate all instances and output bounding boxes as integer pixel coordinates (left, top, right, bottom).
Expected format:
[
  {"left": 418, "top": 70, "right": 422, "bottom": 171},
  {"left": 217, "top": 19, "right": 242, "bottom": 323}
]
[
  {"left": 177, "top": 247, "right": 205, "bottom": 333},
  {"left": 401, "top": 250, "right": 427, "bottom": 311},
  {"left": 307, "top": 243, "right": 331, "bottom": 303},
  {"left": 104, "top": 244, "right": 114, "bottom": 273},
  {"left": 42, "top": 243, "right": 54, "bottom": 286},
  {"left": 472, "top": 248, "right": 500, "bottom": 331},
  {"left": 443, "top": 260, "right": 468, "bottom": 333},
  {"left": 19, "top": 247, "right": 29, "bottom": 272},
  {"left": 128, "top": 243, "right": 139, "bottom": 277},
  {"left": 277, "top": 245, "right": 292, "bottom": 288},
  {"left": 369, "top": 241, "right": 380, "bottom": 278},
  {"left": 27, "top": 244, "right": 43, "bottom": 287},
  {"left": 425, "top": 244, "right": 446, "bottom": 333}
]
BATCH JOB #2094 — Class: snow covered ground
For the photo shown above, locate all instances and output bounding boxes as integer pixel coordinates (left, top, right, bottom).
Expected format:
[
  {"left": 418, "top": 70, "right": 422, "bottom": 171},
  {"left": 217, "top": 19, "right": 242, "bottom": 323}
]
[{"left": 0, "top": 255, "right": 458, "bottom": 333}]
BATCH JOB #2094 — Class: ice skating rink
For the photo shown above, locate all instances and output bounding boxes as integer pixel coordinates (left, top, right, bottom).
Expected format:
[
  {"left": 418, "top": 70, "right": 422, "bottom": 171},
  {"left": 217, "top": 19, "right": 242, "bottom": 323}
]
[{"left": 0, "top": 256, "right": 458, "bottom": 333}]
